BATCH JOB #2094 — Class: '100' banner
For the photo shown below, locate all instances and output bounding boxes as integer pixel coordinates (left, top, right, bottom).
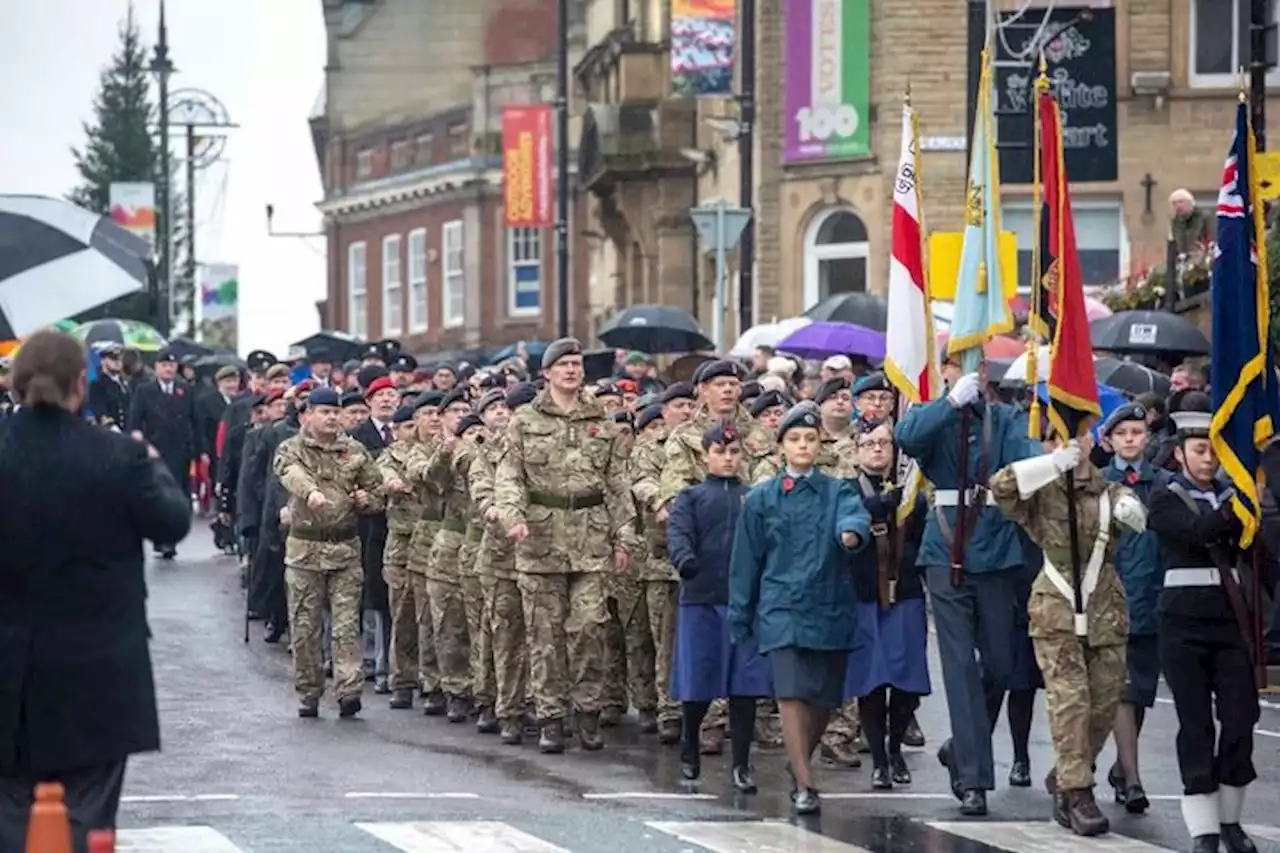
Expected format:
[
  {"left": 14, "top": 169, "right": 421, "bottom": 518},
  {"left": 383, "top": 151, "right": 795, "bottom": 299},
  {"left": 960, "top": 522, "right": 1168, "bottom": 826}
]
[
  {"left": 783, "top": 0, "right": 871, "bottom": 164},
  {"left": 502, "top": 105, "right": 553, "bottom": 228}
]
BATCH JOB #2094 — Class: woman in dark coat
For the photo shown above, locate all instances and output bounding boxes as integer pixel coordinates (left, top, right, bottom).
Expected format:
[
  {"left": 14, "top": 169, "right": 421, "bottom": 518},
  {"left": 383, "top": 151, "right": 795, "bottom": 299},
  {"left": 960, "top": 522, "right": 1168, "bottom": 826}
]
[{"left": 0, "top": 330, "right": 192, "bottom": 852}]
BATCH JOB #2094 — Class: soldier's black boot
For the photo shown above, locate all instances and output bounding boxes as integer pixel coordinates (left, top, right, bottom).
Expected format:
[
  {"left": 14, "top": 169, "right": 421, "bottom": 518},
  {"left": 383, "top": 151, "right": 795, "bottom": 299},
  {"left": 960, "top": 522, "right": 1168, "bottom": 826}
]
[
  {"left": 1191, "top": 836, "right": 1221, "bottom": 853},
  {"left": 731, "top": 765, "right": 757, "bottom": 794},
  {"left": 445, "top": 694, "right": 470, "bottom": 723},
  {"left": 657, "top": 718, "right": 681, "bottom": 745},
  {"left": 958, "top": 789, "right": 987, "bottom": 817},
  {"left": 389, "top": 689, "right": 413, "bottom": 710},
  {"left": 1008, "top": 760, "right": 1031, "bottom": 787},
  {"left": 578, "top": 711, "right": 605, "bottom": 751},
  {"left": 890, "top": 751, "right": 911, "bottom": 785},
  {"left": 297, "top": 698, "right": 319, "bottom": 719},
  {"left": 1066, "top": 788, "right": 1109, "bottom": 837},
  {"left": 338, "top": 696, "right": 362, "bottom": 719},
  {"left": 476, "top": 705, "right": 499, "bottom": 734},
  {"left": 870, "top": 766, "right": 892, "bottom": 790},
  {"left": 1220, "top": 784, "right": 1257, "bottom": 852},
  {"left": 499, "top": 717, "right": 523, "bottom": 745},
  {"left": 422, "top": 689, "right": 446, "bottom": 716},
  {"left": 637, "top": 709, "right": 658, "bottom": 734},
  {"left": 1220, "top": 825, "right": 1257, "bottom": 853},
  {"left": 599, "top": 706, "right": 623, "bottom": 728},
  {"left": 539, "top": 719, "right": 566, "bottom": 754}
]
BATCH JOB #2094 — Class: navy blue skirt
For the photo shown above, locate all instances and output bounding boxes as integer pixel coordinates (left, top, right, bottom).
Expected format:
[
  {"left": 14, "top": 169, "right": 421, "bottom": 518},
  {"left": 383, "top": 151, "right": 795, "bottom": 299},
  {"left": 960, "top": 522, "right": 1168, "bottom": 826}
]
[
  {"left": 843, "top": 597, "right": 932, "bottom": 698},
  {"left": 770, "top": 647, "right": 848, "bottom": 709},
  {"left": 670, "top": 603, "right": 773, "bottom": 702}
]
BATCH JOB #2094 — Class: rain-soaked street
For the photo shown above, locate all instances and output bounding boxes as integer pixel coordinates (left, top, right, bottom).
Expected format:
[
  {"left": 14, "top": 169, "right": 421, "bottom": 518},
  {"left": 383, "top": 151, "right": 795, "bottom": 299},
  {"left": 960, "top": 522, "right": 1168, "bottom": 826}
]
[{"left": 116, "top": 528, "right": 1280, "bottom": 853}]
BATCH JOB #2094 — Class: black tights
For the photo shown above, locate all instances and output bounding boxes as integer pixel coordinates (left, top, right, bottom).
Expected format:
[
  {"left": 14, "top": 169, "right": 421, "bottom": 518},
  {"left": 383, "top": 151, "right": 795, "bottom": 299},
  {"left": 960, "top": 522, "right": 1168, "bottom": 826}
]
[
  {"left": 682, "top": 697, "right": 756, "bottom": 767},
  {"left": 985, "top": 686, "right": 1036, "bottom": 763},
  {"left": 857, "top": 687, "right": 919, "bottom": 767}
]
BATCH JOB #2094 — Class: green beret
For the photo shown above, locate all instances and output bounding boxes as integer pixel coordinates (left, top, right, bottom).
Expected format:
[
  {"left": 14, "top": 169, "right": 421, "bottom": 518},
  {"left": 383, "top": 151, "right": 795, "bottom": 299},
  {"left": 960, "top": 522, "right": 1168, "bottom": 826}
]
[{"left": 542, "top": 337, "right": 583, "bottom": 370}]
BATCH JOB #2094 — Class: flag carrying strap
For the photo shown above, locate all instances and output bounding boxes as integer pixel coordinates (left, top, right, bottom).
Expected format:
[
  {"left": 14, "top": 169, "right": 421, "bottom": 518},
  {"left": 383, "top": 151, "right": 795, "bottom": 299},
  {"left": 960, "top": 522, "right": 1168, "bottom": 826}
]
[
  {"left": 858, "top": 473, "right": 905, "bottom": 608},
  {"left": 934, "top": 411, "right": 993, "bottom": 547},
  {"left": 1040, "top": 490, "right": 1111, "bottom": 638}
]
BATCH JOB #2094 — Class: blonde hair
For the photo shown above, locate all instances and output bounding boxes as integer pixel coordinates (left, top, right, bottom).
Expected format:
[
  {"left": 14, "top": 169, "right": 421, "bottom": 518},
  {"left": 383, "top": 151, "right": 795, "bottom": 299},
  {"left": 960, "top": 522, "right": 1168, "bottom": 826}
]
[{"left": 11, "top": 330, "right": 87, "bottom": 409}]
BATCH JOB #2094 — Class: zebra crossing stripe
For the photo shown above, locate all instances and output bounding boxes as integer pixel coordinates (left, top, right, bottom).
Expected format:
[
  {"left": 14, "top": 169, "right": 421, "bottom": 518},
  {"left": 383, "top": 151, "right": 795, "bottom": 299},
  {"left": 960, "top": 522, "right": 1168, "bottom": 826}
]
[
  {"left": 355, "top": 820, "right": 571, "bottom": 852},
  {"left": 1246, "top": 825, "right": 1280, "bottom": 843},
  {"left": 927, "top": 820, "right": 1177, "bottom": 852},
  {"left": 646, "top": 820, "right": 874, "bottom": 852},
  {"left": 116, "top": 826, "right": 246, "bottom": 852}
]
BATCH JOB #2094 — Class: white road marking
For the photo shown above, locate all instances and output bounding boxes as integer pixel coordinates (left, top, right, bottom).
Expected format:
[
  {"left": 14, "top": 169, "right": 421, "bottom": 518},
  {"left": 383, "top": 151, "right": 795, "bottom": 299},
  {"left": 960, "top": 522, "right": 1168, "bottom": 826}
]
[
  {"left": 356, "top": 821, "right": 570, "bottom": 852},
  {"left": 117, "top": 826, "right": 246, "bottom": 852},
  {"left": 343, "top": 791, "right": 481, "bottom": 799},
  {"left": 120, "top": 795, "right": 240, "bottom": 804},
  {"left": 928, "top": 820, "right": 1178, "bottom": 851},
  {"left": 582, "top": 792, "right": 718, "bottom": 800},
  {"left": 819, "top": 792, "right": 957, "bottom": 800},
  {"left": 1246, "top": 825, "right": 1280, "bottom": 843},
  {"left": 648, "top": 820, "right": 874, "bottom": 852}
]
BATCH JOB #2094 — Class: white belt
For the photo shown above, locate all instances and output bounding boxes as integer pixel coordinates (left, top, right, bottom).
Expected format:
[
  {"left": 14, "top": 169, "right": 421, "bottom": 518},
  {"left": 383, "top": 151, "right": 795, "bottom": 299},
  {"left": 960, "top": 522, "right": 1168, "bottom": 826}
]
[
  {"left": 933, "top": 488, "right": 997, "bottom": 507},
  {"left": 1164, "top": 567, "right": 1240, "bottom": 588},
  {"left": 1041, "top": 490, "right": 1112, "bottom": 638}
]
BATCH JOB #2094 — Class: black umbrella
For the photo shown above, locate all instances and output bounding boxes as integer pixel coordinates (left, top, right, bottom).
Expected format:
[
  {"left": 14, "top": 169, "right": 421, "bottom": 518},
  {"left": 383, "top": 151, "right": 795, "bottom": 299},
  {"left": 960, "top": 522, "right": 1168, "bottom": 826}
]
[
  {"left": 0, "top": 195, "right": 153, "bottom": 339},
  {"left": 1090, "top": 310, "right": 1210, "bottom": 357},
  {"left": 598, "top": 305, "right": 713, "bottom": 354},
  {"left": 804, "top": 292, "right": 889, "bottom": 331},
  {"left": 1092, "top": 356, "right": 1171, "bottom": 397},
  {"left": 167, "top": 337, "right": 216, "bottom": 360},
  {"left": 290, "top": 330, "right": 365, "bottom": 363}
]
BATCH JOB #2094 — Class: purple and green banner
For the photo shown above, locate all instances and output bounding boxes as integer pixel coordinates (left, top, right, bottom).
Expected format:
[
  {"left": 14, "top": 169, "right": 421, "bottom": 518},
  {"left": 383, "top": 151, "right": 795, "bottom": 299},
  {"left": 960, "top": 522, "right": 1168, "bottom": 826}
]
[{"left": 783, "top": 0, "right": 871, "bottom": 163}]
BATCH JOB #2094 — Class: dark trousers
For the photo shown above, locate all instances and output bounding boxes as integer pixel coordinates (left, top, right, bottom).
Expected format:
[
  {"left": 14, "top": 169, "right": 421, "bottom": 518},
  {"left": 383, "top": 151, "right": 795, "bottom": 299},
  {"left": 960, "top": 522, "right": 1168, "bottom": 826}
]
[
  {"left": 926, "top": 565, "right": 1019, "bottom": 791},
  {"left": 249, "top": 541, "right": 288, "bottom": 628},
  {"left": 0, "top": 760, "right": 127, "bottom": 853},
  {"left": 1159, "top": 614, "right": 1260, "bottom": 794}
]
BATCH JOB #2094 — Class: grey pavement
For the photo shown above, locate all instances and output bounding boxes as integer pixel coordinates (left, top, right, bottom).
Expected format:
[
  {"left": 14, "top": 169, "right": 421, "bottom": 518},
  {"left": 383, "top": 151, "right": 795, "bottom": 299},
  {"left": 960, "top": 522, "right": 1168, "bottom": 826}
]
[{"left": 115, "top": 524, "right": 1280, "bottom": 852}]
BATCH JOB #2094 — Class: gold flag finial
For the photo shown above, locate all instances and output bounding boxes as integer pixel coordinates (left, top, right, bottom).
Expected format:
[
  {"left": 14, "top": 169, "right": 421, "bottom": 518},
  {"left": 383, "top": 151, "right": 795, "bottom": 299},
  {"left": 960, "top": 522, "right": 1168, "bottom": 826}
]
[{"left": 1035, "top": 51, "right": 1050, "bottom": 92}]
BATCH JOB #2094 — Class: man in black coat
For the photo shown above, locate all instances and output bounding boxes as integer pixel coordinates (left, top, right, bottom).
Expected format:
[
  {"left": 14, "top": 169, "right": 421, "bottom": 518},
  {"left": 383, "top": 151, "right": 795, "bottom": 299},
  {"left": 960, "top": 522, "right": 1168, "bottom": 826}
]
[
  {"left": 0, "top": 336, "right": 192, "bottom": 851},
  {"left": 86, "top": 343, "right": 130, "bottom": 430},
  {"left": 127, "top": 349, "right": 202, "bottom": 559}
]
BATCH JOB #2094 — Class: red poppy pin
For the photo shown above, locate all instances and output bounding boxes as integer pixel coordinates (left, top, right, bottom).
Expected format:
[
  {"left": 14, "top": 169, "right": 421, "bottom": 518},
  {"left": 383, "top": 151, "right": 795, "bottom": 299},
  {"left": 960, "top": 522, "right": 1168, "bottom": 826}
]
[
  {"left": 1125, "top": 470, "right": 1140, "bottom": 485},
  {"left": 586, "top": 425, "right": 599, "bottom": 437},
  {"left": 176, "top": 388, "right": 184, "bottom": 397},
  {"left": 782, "top": 476, "right": 795, "bottom": 494}
]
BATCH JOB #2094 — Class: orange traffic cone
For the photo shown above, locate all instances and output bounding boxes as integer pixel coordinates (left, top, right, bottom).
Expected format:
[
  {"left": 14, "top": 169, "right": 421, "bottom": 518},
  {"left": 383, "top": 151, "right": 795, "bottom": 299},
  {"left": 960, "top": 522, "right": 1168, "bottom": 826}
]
[
  {"left": 87, "top": 829, "right": 115, "bottom": 853},
  {"left": 25, "top": 782, "right": 72, "bottom": 853}
]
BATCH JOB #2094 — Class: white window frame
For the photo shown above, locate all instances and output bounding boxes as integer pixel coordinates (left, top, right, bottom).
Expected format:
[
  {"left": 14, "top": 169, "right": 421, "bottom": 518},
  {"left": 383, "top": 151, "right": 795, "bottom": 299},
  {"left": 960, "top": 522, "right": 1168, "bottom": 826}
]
[
  {"left": 1189, "top": 0, "right": 1280, "bottom": 88},
  {"left": 355, "top": 149, "right": 373, "bottom": 179},
  {"left": 507, "top": 226, "right": 543, "bottom": 317},
  {"left": 390, "top": 140, "right": 411, "bottom": 170},
  {"left": 1001, "top": 199, "right": 1130, "bottom": 291},
  {"left": 408, "top": 227, "right": 428, "bottom": 332},
  {"left": 442, "top": 220, "right": 465, "bottom": 328},
  {"left": 381, "top": 234, "right": 403, "bottom": 335},
  {"left": 347, "top": 241, "right": 367, "bottom": 337},
  {"left": 802, "top": 206, "right": 870, "bottom": 309}
]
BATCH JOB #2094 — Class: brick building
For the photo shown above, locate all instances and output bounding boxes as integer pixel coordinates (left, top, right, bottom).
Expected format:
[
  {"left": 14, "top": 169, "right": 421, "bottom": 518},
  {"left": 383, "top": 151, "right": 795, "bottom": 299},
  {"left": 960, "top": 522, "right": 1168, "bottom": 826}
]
[
  {"left": 313, "top": 0, "right": 591, "bottom": 355},
  {"left": 577, "top": 0, "right": 1255, "bottom": 341}
]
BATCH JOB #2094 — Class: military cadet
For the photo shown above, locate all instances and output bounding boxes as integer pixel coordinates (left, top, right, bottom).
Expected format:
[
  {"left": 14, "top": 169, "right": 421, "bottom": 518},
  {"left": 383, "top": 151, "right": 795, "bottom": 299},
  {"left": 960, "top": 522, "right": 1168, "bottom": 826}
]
[
  {"left": 454, "top": 411, "right": 493, "bottom": 731},
  {"left": 407, "top": 391, "right": 446, "bottom": 715},
  {"left": 471, "top": 383, "right": 537, "bottom": 743},
  {"left": 273, "top": 387, "right": 385, "bottom": 718},
  {"left": 1146, "top": 403, "right": 1261, "bottom": 853},
  {"left": 990, "top": 424, "right": 1146, "bottom": 836},
  {"left": 389, "top": 353, "right": 418, "bottom": 389},
  {"left": 895, "top": 367, "right": 1039, "bottom": 816},
  {"left": 340, "top": 390, "right": 370, "bottom": 432},
  {"left": 748, "top": 389, "right": 789, "bottom": 433},
  {"left": 853, "top": 372, "right": 896, "bottom": 423},
  {"left": 494, "top": 338, "right": 640, "bottom": 753},
  {"left": 87, "top": 342, "right": 129, "bottom": 429},
  {"left": 376, "top": 404, "right": 424, "bottom": 709}
]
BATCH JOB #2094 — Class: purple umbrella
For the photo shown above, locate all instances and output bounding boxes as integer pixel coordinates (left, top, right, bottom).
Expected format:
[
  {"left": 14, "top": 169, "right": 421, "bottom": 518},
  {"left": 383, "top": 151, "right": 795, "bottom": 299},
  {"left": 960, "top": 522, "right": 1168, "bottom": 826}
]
[{"left": 776, "top": 321, "right": 886, "bottom": 360}]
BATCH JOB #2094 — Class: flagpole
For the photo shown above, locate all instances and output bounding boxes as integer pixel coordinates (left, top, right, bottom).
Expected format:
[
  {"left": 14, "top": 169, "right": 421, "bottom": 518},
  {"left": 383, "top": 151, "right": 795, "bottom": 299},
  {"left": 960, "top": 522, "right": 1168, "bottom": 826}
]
[{"left": 1027, "top": 54, "right": 1049, "bottom": 437}]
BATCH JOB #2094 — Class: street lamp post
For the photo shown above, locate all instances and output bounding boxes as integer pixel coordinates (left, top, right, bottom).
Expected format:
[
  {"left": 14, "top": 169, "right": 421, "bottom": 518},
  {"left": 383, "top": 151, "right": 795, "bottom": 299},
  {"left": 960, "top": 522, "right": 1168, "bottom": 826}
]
[
  {"left": 555, "top": 0, "right": 571, "bottom": 339},
  {"left": 148, "top": 0, "right": 175, "bottom": 336}
]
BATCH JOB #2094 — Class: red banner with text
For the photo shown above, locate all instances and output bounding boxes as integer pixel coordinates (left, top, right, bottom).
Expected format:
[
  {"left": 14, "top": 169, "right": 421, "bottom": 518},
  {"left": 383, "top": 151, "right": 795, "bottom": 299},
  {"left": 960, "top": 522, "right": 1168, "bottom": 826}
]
[{"left": 502, "top": 105, "right": 553, "bottom": 228}]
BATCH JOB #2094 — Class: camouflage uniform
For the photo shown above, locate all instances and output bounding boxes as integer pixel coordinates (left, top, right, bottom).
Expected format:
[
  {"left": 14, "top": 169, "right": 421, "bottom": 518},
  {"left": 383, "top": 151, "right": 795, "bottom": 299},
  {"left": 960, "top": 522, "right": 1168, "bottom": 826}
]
[
  {"left": 602, "top": 455, "right": 657, "bottom": 725},
  {"left": 991, "top": 459, "right": 1132, "bottom": 828},
  {"left": 494, "top": 389, "right": 639, "bottom": 748},
  {"left": 469, "top": 429, "right": 528, "bottom": 737},
  {"left": 274, "top": 431, "right": 385, "bottom": 708},
  {"left": 406, "top": 435, "right": 445, "bottom": 701},
  {"left": 376, "top": 439, "right": 423, "bottom": 695}
]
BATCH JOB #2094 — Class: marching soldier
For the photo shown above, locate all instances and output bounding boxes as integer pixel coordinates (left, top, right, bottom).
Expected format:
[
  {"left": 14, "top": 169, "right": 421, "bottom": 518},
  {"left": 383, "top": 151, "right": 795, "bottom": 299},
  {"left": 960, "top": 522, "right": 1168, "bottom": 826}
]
[
  {"left": 406, "top": 390, "right": 447, "bottom": 716},
  {"left": 87, "top": 342, "right": 129, "bottom": 429},
  {"left": 990, "top": 428, "right": 1146, "bottom": 836},
  {"left": 273, "top": 387, "right": 385, "bottom": 718},
  {"left": 494, "top": 338, "right": 640, "bottom": 754},
  {"left": 1146, "top": 402, "right": 1262, "bottom": 853},
  {"left": 454, "top": 411, "right": 493, "bottom": 732},
  {"left": 376, "top": 404, "right": 424, "bottom": 709}
]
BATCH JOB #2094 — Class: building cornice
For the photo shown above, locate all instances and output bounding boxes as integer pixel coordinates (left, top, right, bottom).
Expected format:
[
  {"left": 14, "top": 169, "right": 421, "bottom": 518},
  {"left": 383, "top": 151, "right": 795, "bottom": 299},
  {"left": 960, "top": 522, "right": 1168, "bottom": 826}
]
[{"left": 317, "top": 156, "right": 503, "bottom": 217}]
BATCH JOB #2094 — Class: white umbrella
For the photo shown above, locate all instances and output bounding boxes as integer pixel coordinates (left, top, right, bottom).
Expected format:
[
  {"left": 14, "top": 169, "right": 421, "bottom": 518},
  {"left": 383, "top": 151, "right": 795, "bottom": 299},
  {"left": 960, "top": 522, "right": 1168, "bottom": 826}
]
[
  {"left": 1002, "top": 345, "right": 1054, "bottom": 386},
  {"left": 0, "top": 195, "right": 152, "bottom": 339},
  {"left": 729, "top": 316, "right": 812, "bottom": 357}
]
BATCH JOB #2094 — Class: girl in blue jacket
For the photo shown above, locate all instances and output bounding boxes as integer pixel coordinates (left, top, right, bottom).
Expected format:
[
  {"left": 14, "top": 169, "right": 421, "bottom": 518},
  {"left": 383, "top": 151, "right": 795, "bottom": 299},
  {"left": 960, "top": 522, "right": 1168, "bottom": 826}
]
[{"left": 667, "top": 418, "right": 771, "bottom": 794}]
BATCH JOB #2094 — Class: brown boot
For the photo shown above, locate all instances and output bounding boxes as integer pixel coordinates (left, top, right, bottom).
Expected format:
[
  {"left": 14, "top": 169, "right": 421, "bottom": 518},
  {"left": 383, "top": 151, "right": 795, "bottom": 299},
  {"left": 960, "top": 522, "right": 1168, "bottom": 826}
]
[
  {"left": 820, "top": 740, "right": 863, "bottom": 769},
  {"left": 499, "top": 717, "right": 523, "bottom": 745},
  {"left": 700, "top": 726, "right": 725, "bottom": 755},
  {"left": 754, "top": 715, "right": 784, "bottom": 748},
  {"left": 578, "top": 711, "right": 605, "bottom": 751},
  {"left": 539, "top": 719, "right": 566, "bottom": 754},
  {"left": 1066, "top": 788, "right": 1110, "bottom": 837}
]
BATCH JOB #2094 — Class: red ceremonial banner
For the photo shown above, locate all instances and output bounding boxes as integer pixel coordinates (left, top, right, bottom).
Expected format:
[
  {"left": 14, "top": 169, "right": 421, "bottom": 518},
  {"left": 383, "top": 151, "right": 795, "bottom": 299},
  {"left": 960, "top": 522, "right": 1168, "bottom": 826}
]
[{"left": 502, "top": 105, "right": 553, "bottom": 228}]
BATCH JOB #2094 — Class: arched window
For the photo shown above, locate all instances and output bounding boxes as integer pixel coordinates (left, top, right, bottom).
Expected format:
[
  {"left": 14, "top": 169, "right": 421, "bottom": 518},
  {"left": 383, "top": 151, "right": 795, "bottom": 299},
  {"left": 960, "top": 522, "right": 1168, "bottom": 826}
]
[{"left": 803, "top": 207, "right": 869, "bottom": 309}]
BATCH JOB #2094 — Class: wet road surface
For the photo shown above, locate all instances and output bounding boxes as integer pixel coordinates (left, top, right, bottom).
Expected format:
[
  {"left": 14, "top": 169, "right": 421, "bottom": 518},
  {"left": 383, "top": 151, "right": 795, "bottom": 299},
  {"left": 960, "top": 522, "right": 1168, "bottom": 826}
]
[{"left": 116, "top": 527, "right": 1280, "bottom": 852}]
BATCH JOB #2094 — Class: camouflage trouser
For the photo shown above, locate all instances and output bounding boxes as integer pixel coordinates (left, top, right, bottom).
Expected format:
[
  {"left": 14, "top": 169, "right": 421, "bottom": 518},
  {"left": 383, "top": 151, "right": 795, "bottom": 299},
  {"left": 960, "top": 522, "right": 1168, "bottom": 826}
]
[
  {"left": 462, "top": 572, "right": 490, "bottom": 704},
  {"left": 517, "top": 571, "right": 609, "bottom": 721},
  {"left": 426, "top": 577, "right": 471, "bottom": 696},
  {"left": 645, "top": 580, "right": 680, "bottom": 724},
  {"left": 1034, "top": 634, "right": 1126, "bottom": 790},
  {"left": 821, "top": 700, "right": 862, "bottom": 747},
  {"left": 409, "top": 572, "right": 439, "bottom": 693},
  {"left": 384, "top": 529, "right": 418, "bottom": 692},
  {"left": 603, "top": 576, "right": 656, "bottom": 712},
  {"left": 286, "top": 563, "right": 363, "bottom": 702},
  {"left": 482, "top": 574, "right": 528, "bottom": 719}
]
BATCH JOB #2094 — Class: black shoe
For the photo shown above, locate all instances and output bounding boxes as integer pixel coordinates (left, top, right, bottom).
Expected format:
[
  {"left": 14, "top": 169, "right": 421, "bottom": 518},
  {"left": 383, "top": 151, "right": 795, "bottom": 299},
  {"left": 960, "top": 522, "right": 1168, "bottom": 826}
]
[
  {"left": 476, "top": 705, "right": 499, "bottom": 733},
  {"left": 422, "top": 690, "right": 446, "bottom": 716},
  {"left": 159, "top": 546, "right": 176, "bottom": 560},
  {"left": 297, "top": 700, "right": 319, "bottom": 718},
  {"left": 1107, "top": 765, "right": 1127, "bottom": 804},
  {"left": 731, "top": 765, "right": 757, "bottom": 794},
  {"left": 792, "top": 788, "right": 821, "bottom": 815},
  {"left": 1123, "top": 783, "right": 1150, "bottom": 814},
  {"left": 263, "top": 622, "right": 286, "bottom": 644},
  {"left": 890, "top": 752, "right": 912, "bottom": 785},
  {"left": 1008, "top": 759, "right": 1031, "bottom": 787},
  {"left": 1191, "top": 835, "right": 1221, "bottom": 853},
  {"left": 446, "top": 695, "right": 471, "bottom": 723},
  {"left": 959, "top": 789, "right": 987, "bottom": 816},
  {"left": 389, "top": 689, "right": 413, "bottom": 709},
  {"left": 1220, "top": 824, "right": 1258, "bottom": 853},
  {"left": 338, "top": 696, "right": 362, "bottom": 718},
  {"left": 937, "top": 739, "right": 962, "bottom": 801},
  {"left": 539, "top": 720, "right": 566, "bottom": 754},
  {"left": 871, "top": 765, "right": 893, "bottom": 789},
  {"left": 680, "top": 755, "right": 701, "bottom": 781},
  {"left": 499, "top": 718, "right": 523, "bottom": 745},
  {"left": 373, "top": 675, "right": 390, "bottom": 695}
]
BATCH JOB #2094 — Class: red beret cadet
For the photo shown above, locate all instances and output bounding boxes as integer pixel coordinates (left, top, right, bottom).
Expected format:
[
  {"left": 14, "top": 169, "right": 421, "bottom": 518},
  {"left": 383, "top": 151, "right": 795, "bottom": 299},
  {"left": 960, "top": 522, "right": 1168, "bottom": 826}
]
[
  {"left": 264, "top": 388, "right": 285, "bottom": 404},
  {"left": 364, "top": 376, "right": 396, "bottom": 398}
]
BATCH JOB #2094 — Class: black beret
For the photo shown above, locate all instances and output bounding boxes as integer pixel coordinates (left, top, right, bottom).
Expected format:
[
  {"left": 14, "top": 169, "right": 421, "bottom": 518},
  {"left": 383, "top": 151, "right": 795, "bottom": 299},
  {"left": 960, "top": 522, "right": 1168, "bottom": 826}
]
[
  {"left": 854, "top": 372, "right": 892, "bottom": 396},
  {"left": 702, "top": 417, "right": 742, "bottom": 450},
  {"left": 661, "top": 381, "right": 696, "bottom": 404},
  {"left": 814, "top": 377, "right": 852, "bottom": 406},
  {"left": 356, "top": 364, "right": 389, "bottom": 390},
  {"left": 441, "top": 386, "right": 471, "bottom": 410},
  {"left": 505, "top": 382, "right": 538, "bottom": 410},
  {"left": 611, "top": 410, "right": 634, "bottom": 427},
  {"left": 392, "top": 405, "right": 415, "bottom": 424},
  {"left": 247, "top": 350, "right": 277, "bottom": 372},
  {"left": 777, "top": 401, "right": 822, "bottom": 441},
  {"left": 454, "top": 412, "right": 485, "bottom": 437},
  {"left": 340, "top": 390, "right": 366, "bottom": 408},
  {"left": 636, "top": 403, "right": 664, "bottom": 432},
  {"left": 308, "top": 388, "right": 341, "bottom": 408},
  {"left": 379, "top": 338, "right": 402, "bottom": 360},
  {"left": 739, "top": 380, "right": 763, "bottom": 402},
  {"left": 360, "top": 343, "right": 385, "bottom": 361},
  {"left": 693, "top": 359, "right": 747, "bottom": 385},
  {"left": 594, "top": 382, "right": 622, "bottom": 398},
  {"left": 477, "top": 388, "right": 508, "bottom": 414},
  {"left": 1100, "top": 402, "right": 1149, "bottom": 436},
  {"left": 414, "top": 390, "right": 445, "bottom": 411},
  {"left": 341, "top": 359, "right": 360, "bottom": 375},
  {"left": 390, "top": 354, "right": 418, "bottom": 373},
  {"left": 542, "top": 337, "right": 583, "bottom": 369},
  {"left": 749, "top": 389, "right": 789, "bottom": 418}
]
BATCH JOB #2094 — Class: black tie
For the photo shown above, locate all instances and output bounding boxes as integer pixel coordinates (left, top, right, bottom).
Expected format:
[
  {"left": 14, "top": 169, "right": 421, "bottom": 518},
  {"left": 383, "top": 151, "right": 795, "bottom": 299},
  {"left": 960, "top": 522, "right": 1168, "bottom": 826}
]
[{"left": 382, "top": 424, "right": 393, "bottom": 443}]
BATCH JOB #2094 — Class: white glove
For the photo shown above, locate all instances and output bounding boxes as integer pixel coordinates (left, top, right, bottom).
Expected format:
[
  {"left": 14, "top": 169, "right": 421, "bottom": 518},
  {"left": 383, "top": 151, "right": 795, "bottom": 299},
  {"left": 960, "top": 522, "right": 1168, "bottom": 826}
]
[
  {"left": 1114, "top": 495, "right": 1147, "bottom": 533},
  {"left": 947, "top": 373, "right": 980, "bottom": 408},
  {"left": 1051, "top": 443, "right": 1082, "bottom": 474}
]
